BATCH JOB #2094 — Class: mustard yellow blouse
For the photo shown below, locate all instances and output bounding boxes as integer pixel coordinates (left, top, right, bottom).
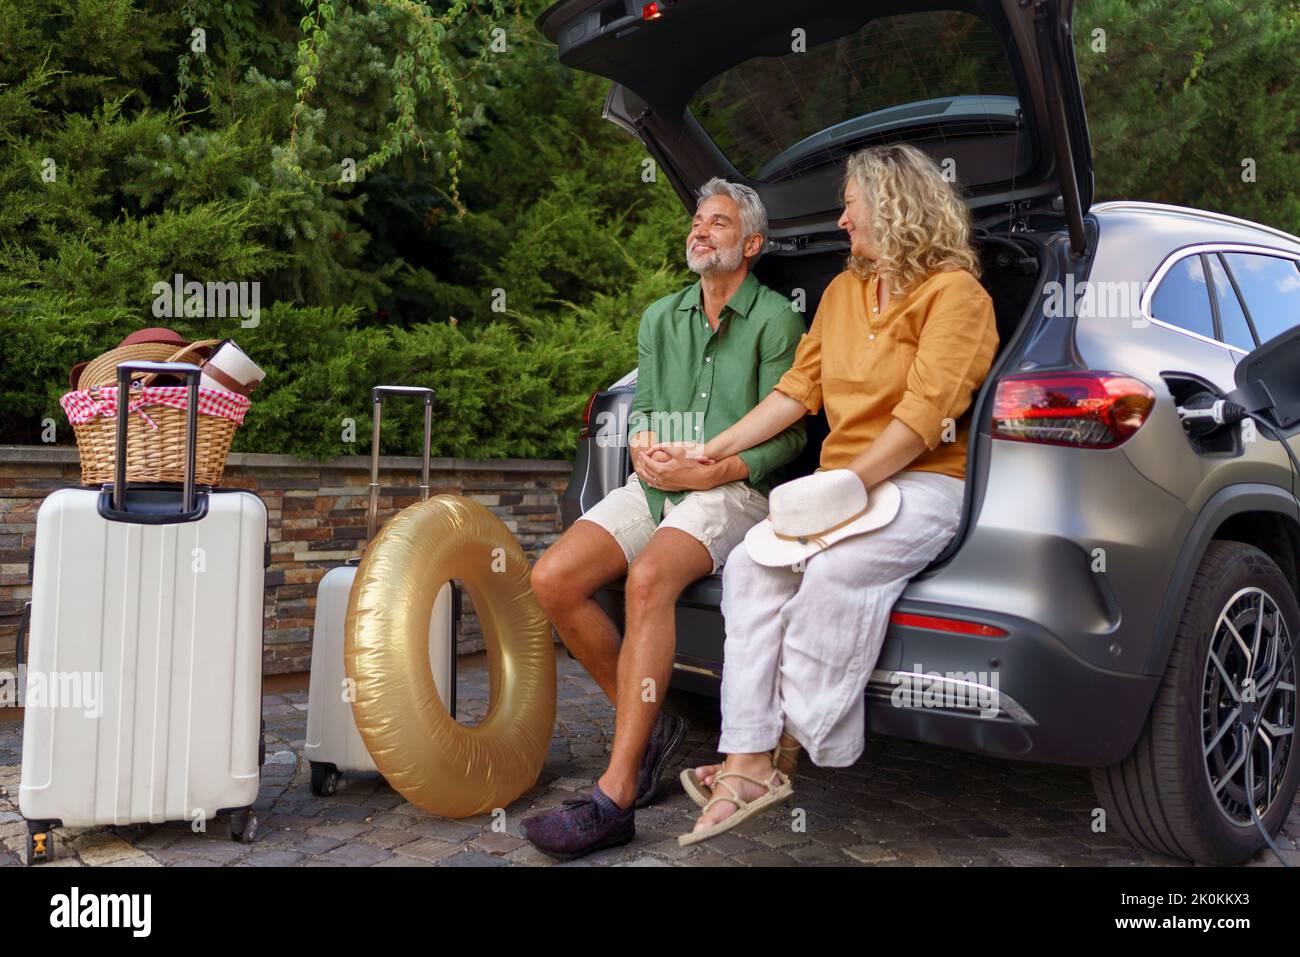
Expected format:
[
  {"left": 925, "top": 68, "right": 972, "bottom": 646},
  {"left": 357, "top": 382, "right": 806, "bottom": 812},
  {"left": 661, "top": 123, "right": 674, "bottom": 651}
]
[{"left": 774, "top": 268, "right": 999, "bottom": 480}]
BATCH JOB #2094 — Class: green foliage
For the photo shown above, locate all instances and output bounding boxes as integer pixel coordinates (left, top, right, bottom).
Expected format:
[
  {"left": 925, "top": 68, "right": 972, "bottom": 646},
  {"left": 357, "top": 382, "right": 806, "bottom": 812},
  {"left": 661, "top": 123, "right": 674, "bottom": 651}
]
[
  {"left": 0, "top": 0, "right": 688, "bottom": 461},
  {"left": 1075, "top": 0, "right": 1300, "bottom": 227},
  {"left": 6, "top": 0, "right": 1298, "bottom": 465}
]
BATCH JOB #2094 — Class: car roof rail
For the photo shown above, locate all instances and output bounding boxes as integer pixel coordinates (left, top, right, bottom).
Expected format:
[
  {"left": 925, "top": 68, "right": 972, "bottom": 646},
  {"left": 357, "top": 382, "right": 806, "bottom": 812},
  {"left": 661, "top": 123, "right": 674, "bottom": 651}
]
[{"left": 1092, "top": 200, "right": 1300, "bottom": 249}]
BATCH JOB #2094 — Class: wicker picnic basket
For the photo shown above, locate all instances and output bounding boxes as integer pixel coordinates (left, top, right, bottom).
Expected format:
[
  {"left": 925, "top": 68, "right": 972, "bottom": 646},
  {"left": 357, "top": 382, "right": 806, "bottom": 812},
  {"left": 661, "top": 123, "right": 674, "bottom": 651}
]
[{"left": 63, "top": 338, "right": 247, "bottom": 487}]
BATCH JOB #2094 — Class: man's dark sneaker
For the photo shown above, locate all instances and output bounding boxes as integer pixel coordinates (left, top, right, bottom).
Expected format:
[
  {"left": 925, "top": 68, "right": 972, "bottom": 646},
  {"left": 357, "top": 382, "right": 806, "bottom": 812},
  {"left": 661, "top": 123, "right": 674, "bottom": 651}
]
[
  {"left": 521, "top": 784, "right": 635, "bottom": 861},
  {"left": 634, "top": 711, "right": 689, "bottom": 808}
]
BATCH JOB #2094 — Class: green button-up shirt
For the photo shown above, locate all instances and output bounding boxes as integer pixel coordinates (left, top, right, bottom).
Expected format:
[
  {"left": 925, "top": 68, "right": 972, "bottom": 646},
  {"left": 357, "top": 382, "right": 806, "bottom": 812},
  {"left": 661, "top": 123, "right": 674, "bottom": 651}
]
[{"left": 627, "top": 270, "right": 807, "bottom": 524}]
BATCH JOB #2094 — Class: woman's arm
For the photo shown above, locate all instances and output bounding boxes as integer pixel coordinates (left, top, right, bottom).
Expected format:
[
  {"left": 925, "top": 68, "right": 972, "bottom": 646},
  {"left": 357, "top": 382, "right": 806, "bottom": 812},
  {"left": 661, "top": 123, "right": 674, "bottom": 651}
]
[
  {"left": 655, "top": 300, "right": 825, "bottom": 463},
  {"left": 702, "top": 389, "right": 807, "bottom": 462},
  {"left": 844, "top": 418, "right": 927, "bottom": 490}
]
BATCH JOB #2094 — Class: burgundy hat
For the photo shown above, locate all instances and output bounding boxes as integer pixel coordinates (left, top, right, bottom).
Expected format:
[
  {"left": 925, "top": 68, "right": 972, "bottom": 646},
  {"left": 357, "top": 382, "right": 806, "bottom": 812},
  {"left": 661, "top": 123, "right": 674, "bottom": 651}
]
[
  {"left": 68, "top": 327, "right": 209, "bottom": 389},
  {"left": 118, "top": 327, "right": 192, "bottom": 348}
]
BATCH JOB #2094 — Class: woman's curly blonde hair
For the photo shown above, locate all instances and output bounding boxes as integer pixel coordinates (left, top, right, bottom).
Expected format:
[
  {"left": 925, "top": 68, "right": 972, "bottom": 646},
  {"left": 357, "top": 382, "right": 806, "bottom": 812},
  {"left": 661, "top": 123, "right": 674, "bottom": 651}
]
[{"left": 843, "top": 142, "right": 981, "bottom": 294}]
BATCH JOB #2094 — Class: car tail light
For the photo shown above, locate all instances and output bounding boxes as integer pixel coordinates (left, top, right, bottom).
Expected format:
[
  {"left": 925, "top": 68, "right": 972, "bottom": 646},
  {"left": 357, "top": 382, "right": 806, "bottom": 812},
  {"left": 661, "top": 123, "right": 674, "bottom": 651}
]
[
  {"left": 992, "top": 371, "right": 1155, "bottom": 448},
  {"left": 890, "top": 612, "right": 1008, "bottom": 637},
  {"left": 642, "top": 2, "right": 664, "bottom": 19},
  {"left": 577, "top": 391, "right": 599, "bottom": 440}
]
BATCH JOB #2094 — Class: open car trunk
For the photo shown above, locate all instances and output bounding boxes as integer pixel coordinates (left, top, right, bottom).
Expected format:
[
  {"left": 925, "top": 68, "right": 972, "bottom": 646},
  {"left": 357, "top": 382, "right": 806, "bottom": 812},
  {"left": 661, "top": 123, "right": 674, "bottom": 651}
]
[
  {"left": 546, "top": 0, "right": 1096, "bottom": 529},
  {"left": 541, "top": 0, "right": 1094, "bottom": 680}
]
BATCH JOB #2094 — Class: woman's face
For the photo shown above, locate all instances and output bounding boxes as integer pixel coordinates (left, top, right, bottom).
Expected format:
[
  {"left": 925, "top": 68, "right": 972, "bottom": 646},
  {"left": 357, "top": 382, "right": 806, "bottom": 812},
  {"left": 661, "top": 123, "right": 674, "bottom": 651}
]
[{"left": 838, "top": 181, "right": 880, "bottom": 261}]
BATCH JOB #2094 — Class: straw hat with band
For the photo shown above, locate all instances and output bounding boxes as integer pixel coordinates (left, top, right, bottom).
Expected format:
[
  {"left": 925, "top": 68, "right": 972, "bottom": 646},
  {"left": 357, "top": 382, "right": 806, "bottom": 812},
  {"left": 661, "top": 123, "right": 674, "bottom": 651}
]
[
  {"left": 69, "top": 328, "right": 216, "bottom": 390},
  {"left": 743, "top": 469, "right": 901, "bottom": 568}
]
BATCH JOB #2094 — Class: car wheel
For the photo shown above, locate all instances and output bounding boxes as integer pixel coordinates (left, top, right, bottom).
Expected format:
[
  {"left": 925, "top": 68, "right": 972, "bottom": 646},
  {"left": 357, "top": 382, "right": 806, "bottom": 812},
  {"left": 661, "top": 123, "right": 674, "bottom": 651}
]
[{"left": 1092, "top": 541, "right": 1300, "bottom": 864}]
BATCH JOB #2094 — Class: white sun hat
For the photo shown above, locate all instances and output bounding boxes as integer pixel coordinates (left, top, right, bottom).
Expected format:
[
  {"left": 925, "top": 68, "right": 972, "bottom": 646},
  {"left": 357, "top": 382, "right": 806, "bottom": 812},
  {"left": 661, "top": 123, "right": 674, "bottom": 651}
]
[{"left": 743, "top": 469, "right": 901, "bottom": 567}]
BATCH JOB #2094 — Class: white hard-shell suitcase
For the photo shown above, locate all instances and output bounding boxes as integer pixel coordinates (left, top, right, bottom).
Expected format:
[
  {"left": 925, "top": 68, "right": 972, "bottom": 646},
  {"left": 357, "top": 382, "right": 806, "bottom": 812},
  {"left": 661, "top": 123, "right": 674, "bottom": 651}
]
[
  {"left": 304, "top": 385, "right": 457, "bottom": 796},
  {"left": 17, "top": 360, "right": 267, "bottom": 864}
]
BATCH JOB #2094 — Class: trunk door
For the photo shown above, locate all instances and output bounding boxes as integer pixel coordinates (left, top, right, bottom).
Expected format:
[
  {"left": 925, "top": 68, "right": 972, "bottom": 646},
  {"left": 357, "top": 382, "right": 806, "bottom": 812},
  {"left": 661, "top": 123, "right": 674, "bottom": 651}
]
[{"left": 538, "top": 0, "right": 1092, "bottom": 254}]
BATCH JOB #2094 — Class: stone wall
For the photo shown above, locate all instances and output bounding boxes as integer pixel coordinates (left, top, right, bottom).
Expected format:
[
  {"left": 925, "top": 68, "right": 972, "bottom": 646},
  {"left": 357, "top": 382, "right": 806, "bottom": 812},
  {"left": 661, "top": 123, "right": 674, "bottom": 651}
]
[{"left": 0, "top": 446, "right": 572, "bottom": 675}]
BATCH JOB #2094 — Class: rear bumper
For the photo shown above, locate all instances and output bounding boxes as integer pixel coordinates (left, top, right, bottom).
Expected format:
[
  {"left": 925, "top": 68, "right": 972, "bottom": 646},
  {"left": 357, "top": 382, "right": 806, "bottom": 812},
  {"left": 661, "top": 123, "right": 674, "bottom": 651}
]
[
  {"left": 594, "top": 583, "right": 1157, "bottom": 767},
  {"left": 870, "top": 603, "right": 1157, "bottom": 766}
]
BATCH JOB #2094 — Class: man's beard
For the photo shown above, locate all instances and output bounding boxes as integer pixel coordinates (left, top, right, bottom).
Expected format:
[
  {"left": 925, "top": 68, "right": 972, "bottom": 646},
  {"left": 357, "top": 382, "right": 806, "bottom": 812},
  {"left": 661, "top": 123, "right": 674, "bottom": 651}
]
[{"left": 686, "top": 239, "right": 745, "bottom": 275}]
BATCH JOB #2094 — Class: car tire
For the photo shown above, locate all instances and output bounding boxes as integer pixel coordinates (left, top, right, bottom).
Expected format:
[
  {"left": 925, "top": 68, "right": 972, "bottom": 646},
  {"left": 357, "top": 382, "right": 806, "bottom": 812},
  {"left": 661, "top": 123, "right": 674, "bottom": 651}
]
[{"left": 1092, "top": 541, "right": 1300, "bottom": 864}]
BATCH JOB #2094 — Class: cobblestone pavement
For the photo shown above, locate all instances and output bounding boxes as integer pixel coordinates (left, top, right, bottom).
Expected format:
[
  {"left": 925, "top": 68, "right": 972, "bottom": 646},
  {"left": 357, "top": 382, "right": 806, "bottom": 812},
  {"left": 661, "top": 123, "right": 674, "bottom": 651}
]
[{"left": 2, "top": 653, "right": 1296, "bottom": 867}]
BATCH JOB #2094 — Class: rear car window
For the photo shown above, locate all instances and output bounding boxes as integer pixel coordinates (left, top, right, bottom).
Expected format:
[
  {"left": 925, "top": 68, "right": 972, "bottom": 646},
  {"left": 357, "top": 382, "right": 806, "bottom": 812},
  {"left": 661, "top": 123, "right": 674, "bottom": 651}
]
[
  {"left": 688, "top": 10, "right": 1020, "bottom": 182},
  {"left": 1151, "top": 256, "right": 1215, "bottom": 341},
  {"left": 1222, "top": 252, "right": 1300, "bottom": 345}
]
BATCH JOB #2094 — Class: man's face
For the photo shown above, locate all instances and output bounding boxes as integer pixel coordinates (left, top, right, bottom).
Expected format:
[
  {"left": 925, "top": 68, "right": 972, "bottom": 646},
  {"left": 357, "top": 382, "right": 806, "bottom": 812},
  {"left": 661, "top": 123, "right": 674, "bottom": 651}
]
[
  {"left": 686, "top": 194, "right": 747, "bottom": 275},
  {"left": 838, "top": 181, "right": 880, "bottom": 261}
]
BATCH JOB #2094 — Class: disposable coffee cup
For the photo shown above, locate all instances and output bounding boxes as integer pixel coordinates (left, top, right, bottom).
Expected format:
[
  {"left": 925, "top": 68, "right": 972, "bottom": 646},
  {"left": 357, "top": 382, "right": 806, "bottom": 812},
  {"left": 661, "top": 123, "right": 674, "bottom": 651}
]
[{"left": 200, "top": 339, "right": 265, "bottom": 396}]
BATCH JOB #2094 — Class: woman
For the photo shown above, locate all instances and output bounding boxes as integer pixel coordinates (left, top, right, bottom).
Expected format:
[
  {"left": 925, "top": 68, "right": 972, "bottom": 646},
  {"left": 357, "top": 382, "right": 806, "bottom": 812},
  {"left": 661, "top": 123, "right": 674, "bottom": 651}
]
[{"left": 648, "top": 142, "right": 1000, "bottom": 844}]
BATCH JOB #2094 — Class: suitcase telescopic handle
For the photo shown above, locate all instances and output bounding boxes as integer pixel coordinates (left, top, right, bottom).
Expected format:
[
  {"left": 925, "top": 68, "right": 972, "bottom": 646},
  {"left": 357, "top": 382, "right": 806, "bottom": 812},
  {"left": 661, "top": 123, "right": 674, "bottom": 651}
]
[
  {"left": 113, "top": 361, "right": 203, "bottom": 514},
  {"left": 368, "top": 386, "right": 436, "bottom": 544}
]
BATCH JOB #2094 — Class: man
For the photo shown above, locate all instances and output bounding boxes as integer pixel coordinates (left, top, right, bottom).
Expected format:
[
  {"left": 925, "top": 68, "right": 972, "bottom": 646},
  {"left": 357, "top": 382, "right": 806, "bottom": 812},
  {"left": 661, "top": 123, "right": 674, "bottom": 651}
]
[{"left": 522, "top": 178, "right": 807, "bottom": 860}]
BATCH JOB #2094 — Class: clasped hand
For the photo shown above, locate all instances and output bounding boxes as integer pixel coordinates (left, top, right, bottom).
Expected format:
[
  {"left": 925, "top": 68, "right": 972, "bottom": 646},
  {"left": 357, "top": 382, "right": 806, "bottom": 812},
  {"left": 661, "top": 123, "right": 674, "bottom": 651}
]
[{"left": 636, "top": 441, "right": 716, "bottom": 492}]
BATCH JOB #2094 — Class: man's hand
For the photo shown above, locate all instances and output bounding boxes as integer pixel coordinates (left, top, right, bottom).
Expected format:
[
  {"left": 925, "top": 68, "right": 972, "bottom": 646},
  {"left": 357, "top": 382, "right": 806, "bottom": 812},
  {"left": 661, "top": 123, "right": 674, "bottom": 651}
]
[
  {"left": 629, "top": 430, "right": 659, "bottom": 486},
  {"left": 634, "top": 447, "right": 673, "bottom": 488},
  {"left": 640, "top": 444, "right": 725, "bottom": 492}
]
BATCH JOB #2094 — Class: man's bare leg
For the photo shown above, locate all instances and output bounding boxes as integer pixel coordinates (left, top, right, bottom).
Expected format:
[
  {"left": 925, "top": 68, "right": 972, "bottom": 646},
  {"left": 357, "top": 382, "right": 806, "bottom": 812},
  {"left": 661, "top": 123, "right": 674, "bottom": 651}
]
[
  {"left": 530, "top": 520, "right": 631, "bottom": 702},
  {"left": 597, "top": 528, "right": 713, "bottom": 809}
]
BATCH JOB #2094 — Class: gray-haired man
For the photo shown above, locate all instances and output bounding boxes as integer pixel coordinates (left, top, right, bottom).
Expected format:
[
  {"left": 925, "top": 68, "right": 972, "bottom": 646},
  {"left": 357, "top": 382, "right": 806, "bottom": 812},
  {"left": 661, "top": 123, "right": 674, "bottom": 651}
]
[{"left": 522, "top": 179, "right": 807, "bottom": 859}]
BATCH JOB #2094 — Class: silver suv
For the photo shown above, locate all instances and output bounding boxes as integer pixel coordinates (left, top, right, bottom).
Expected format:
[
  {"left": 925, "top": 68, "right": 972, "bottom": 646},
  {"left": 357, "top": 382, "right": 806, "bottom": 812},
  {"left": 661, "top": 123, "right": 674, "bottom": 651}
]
[{"left": 539, "top": 0, "right": 1300, "bottom": 864}]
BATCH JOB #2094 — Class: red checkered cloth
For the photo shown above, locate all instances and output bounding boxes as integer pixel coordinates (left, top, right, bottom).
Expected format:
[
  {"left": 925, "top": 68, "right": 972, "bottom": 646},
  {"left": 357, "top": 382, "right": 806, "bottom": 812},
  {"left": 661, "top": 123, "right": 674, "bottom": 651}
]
[{"left": 60, "top": 384, "right": 251, "bottom": 430}]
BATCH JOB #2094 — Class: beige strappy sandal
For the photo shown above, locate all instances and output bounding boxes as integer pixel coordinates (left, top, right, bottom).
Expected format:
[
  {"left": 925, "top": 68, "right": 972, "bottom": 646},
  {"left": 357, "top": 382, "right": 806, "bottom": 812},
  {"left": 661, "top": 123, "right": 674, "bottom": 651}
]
[
  {"left": 772, "top": 732, "right": 802, "bottom": 776},
  {"left": 680, "top": 733, "right": 801, "bottom": 808},
  {"left": 678, "top": 767, "right": 794, "bottom": 846},
  {"left": 680, "top": 766, "right": 716, "bottom": 807}
]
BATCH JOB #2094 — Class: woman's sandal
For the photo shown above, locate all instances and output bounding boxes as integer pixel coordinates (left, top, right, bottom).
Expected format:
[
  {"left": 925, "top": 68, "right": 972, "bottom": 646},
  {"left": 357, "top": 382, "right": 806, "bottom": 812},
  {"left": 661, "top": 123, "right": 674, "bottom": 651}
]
[
  {"left": 677, "top": 768, "right": 794, "bottom": 846},
  {"left": 679, "top": 733, "right": 801, "bottom": 809},
  {"left": 772, "top": 733, "right": 802, "bottom": 776},
  {"left": 680, "top": 766, "right": 715, "bottom": 808}
]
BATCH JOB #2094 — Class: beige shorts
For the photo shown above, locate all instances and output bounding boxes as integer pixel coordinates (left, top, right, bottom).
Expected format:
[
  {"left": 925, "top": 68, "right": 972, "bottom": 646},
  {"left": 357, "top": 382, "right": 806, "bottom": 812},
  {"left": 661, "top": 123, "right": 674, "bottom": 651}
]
[{"left": 576, "top": 472, "right": 769, "bottom": 573}]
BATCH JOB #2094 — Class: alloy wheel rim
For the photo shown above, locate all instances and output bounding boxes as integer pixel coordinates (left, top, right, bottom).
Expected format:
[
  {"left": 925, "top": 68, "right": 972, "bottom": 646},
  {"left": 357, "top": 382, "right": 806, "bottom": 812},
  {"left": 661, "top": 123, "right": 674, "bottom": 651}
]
[{"left": 1201, "top": 586, "right": 1297, "bottom": 826}]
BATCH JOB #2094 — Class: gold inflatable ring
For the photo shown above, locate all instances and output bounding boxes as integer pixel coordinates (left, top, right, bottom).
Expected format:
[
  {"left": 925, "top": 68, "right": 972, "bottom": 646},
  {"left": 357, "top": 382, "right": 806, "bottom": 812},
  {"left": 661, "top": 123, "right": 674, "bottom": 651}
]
[{"left": 344, "top": 495, "right": 556, "bottom": 818}]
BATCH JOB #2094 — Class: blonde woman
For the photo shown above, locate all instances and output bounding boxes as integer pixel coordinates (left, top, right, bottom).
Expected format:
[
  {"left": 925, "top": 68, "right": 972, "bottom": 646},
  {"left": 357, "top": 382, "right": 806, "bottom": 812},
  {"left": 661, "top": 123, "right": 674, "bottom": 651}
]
[{"left": 641, "top": 142, "right": 1000, "bottom": 843}]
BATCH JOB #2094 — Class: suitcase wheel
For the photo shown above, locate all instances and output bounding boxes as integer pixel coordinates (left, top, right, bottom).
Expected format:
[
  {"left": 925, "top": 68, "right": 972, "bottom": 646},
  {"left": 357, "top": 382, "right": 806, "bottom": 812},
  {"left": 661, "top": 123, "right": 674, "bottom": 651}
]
[
  {"left": 310, "top": 762, "right": 340, "bottom": 797},
  {"left": 229, "top": 810, "right": 258, "bottom": 844},
  {"left": 26, "top": 822, "right": 53, "bottom": 866}
]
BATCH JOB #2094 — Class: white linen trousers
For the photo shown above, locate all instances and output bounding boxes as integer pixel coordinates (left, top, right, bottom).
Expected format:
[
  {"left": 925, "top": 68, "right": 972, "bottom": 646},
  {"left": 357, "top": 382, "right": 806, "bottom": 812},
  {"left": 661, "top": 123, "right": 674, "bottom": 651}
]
[{"left": 718, "top": 470, "right": 965, "bottom": 767}]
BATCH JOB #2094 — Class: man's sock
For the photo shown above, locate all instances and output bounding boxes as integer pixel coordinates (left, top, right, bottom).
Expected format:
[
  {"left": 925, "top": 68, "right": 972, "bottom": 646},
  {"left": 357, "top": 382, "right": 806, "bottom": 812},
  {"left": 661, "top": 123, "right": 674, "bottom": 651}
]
[{"left": 592, "top": 781, "right": 633, "bottom": 816}]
